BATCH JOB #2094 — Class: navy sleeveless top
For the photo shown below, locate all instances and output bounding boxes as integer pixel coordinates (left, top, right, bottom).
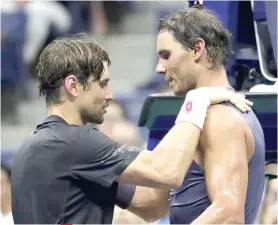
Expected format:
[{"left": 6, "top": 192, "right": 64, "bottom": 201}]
[{"left": 169, "top": 102, "right": 265, "bottom": 224}]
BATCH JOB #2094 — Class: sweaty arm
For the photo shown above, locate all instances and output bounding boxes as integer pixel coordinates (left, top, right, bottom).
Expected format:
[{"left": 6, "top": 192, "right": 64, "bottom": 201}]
[
  {"left": 111, "top": 90, "right": 212, "bottom": 221},
  {"left": 117, "top": 88, "right": 252, "bottom": 190},
  {"left": 117, "top": 89, "right": 211, "bottom": 189},
  {"left": 71, "top": 89, "right": 251, "bottom": 192},
  {"left": 192, "top": 105, "right": 249, "bottom": 224},
  {"left": 115, "top": 90, "right": 253, "bottom": 222}
]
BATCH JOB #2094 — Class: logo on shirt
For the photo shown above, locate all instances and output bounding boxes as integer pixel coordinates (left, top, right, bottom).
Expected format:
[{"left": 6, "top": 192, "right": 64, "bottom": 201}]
[{"left": 185, "top": 101, "right": 193, "bottom": 113}]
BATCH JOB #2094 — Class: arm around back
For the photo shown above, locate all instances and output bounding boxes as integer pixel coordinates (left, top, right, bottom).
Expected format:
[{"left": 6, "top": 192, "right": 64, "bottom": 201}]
[
  {"left": 72, "top": 88, "right": 253, "bottom": 191},
  {"left": 117, "top": 121, "right": 201, "bottom": 189},
  {"left": 70, "top": 121, "right": 200, "bottom": 190}
]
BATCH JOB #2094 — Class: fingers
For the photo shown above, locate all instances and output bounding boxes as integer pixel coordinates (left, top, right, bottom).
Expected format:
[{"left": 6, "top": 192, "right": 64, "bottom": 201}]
[
  {"left": 200, "top": 89, "right": 254, "bottom": 112},
  {"left": 244, "top": 99, "right": 253, "bottom": 111},
  {"left": 245, "top": 99, "right": 253, "bottom": 106},
  {"left": 237, "top": 103, "right": 250, "bottom": 112},
  {"left": 230, "top": 94, "right": 253, "bottom": 112},
  {"left": 235, "top": 103, "right": 247, "bottom": 112},
  {"left": 236, "top": 94, "right": 253, "bottom": 106},
  {"left": 242, "top": 102, "right": 252, "bottom": 112},
  {"left": 237, "top": 94, "right": 246, "bottom": 99}
]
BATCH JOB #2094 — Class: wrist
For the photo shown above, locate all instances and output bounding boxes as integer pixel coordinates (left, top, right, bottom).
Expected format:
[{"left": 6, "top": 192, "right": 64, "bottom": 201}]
[{"left": 175, "top": 90, "right": 210, "bottom": 130}]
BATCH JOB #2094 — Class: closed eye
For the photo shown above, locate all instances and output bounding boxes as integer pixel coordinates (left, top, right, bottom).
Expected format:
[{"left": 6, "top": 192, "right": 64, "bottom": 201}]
[{"left": 158, "top": 50, "right": 170, "bottom": 60}]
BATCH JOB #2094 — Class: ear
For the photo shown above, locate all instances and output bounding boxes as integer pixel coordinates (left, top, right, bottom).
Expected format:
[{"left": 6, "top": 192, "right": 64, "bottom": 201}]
[
  {"left": 64, "top": 75, "right": 79, "bottom": 97},
  {"left": 193, "top": 38, "right": 206, "bottom": 62}
]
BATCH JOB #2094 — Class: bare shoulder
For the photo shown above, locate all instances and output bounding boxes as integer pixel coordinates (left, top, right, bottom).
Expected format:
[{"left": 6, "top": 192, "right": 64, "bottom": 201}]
[
  {"left": 200, "top": 104, "right": 247, "bottom": 147},
  {"left": 206, "top": 104, "right": 247, "bottom": 128}
]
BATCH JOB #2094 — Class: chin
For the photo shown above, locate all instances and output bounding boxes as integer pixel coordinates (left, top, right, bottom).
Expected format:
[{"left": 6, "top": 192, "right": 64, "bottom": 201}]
[
  {"left": 173, "top": 85, "right": 193, "bottom": 97},
  {"left": 174, "top": 90, "right": 186, "bottom": 97},
  {"left": 170, "top": 83, "right": 188, "bottom": 96},
  {"left": 87, "top": 115, "right": 104, "bottom": 125},
  {"left": 94, "top": 116, "right": 104, "bottom": 124},
  {"left": 173, "top": 88, "right": 189, "bottom": 97}
]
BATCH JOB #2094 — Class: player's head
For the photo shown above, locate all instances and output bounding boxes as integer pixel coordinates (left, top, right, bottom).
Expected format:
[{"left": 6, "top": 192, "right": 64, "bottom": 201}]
[
  {"left": 37, "top": 33, "right": 113, "bottom": 124},
  {"left": 156, "top": 4, "right": 232, "bottom": 96},
  {"left": 1, "top": 162, "right": 11, "bottom": 206}
]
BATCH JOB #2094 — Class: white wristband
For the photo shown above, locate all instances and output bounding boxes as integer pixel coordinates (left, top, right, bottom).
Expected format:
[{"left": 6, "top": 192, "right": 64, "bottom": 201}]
[{"left": 175, "top": 90, "right": 210, "bottom": 130}]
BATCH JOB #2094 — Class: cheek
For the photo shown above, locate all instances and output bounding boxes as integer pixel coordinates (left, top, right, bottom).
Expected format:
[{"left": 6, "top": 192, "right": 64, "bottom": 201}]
[
  {"left": 87, "top": 86, "right": 103, "bottom": 102},
  {"left": 172, "top": 66, "right": 186, "bottom": 84},
  {"left": 169, "top": 56, "right": 187, "bottom": 79},
  {"left": 98, "top": 89, "right": 106, "bottom": 101},
  {"left": 179, "top": 61, "right": 195, "bottom": 80},
  {"left": 91, "top": 90, "right": 106, "bottom": 108}
]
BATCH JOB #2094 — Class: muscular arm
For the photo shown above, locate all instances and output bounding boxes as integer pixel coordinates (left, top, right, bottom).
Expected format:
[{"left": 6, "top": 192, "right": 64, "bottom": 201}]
[
  {"left": 192, "top": 105, "right": 249, "bottom": 224},
  {"left": 117, "top": 121, "right": 201, "bottom": 189},
  {"left": 114, "top": 123, "right": 196, "bottom": 221},
  {"left": 115, "top": 91, "right": 252, "bottom": 221},
  {"left": 116, "top": 88, "right": 252, "bottom": 190}
]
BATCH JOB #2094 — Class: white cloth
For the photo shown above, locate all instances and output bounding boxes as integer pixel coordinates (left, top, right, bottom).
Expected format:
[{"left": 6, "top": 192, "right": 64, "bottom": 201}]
[{"left": 0, "top": 211, "right": 14, "bottom": 225}]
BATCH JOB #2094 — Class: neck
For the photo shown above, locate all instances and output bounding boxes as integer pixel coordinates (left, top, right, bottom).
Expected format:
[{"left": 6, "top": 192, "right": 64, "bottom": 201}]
[
  {"left": 48, "top": 103, "right": 84, "bottom": 126},
  {"left": 196, "top": 66, "right": 231, "bottom": 88},
  {"left": 1, "top": 199, "right": 11, "bottom": 216}
]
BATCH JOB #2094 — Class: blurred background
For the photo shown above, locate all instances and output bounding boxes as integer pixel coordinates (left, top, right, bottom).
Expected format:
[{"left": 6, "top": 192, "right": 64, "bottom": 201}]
[{"left": 1, "top": 0, "right": 277, "bottom": 224}]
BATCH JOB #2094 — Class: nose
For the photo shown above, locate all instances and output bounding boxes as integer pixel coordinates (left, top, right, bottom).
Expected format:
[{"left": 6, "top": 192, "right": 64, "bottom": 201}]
[
  {"left": 155, "top": 63, "right": 166, "bottom": 75},
  {"left": 105, "top": 88, "right": 114, "bottom": 101}
]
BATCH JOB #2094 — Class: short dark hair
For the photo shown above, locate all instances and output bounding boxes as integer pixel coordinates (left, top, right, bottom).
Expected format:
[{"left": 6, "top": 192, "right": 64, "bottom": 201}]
[
  {"left": 158, "top": 4, "right": 232, "bottom": 68},
  {"left": 36, "top": 33, "right": 111, "bottom": 106},
  {"left": 1, "top": 162, "right": 11, "bottom": 181}
]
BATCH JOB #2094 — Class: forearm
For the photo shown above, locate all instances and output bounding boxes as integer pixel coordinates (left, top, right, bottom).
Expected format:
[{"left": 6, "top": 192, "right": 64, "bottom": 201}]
[
  {"left": 148, "top": 91, "right": 213, "bottom": 186},
  {"left": 127, "top": 187, "right": 170, "bottom": 222},
  {"left": 116, "top": 123, "right": 200, "bottom": 189},
  {"left": 116, "top": 178, "right": 169, "bottom": 222},
  {"left": 118, "top": 89, "right": 249, "bottom": 189},
  {"left": 191, "top": 201, "right": 244, "bottom": 224},
  {"left": 151, "top": 122, "right": 201, "bottom": 187}
]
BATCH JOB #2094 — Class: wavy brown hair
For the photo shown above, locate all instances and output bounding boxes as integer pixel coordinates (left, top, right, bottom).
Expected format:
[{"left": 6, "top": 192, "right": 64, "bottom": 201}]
[
  {"left": 37, "top": 33, "right": 111, "bottom": 106},
  {"left": 158, "top": 4, "right": 232, "bottom": 69}
]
